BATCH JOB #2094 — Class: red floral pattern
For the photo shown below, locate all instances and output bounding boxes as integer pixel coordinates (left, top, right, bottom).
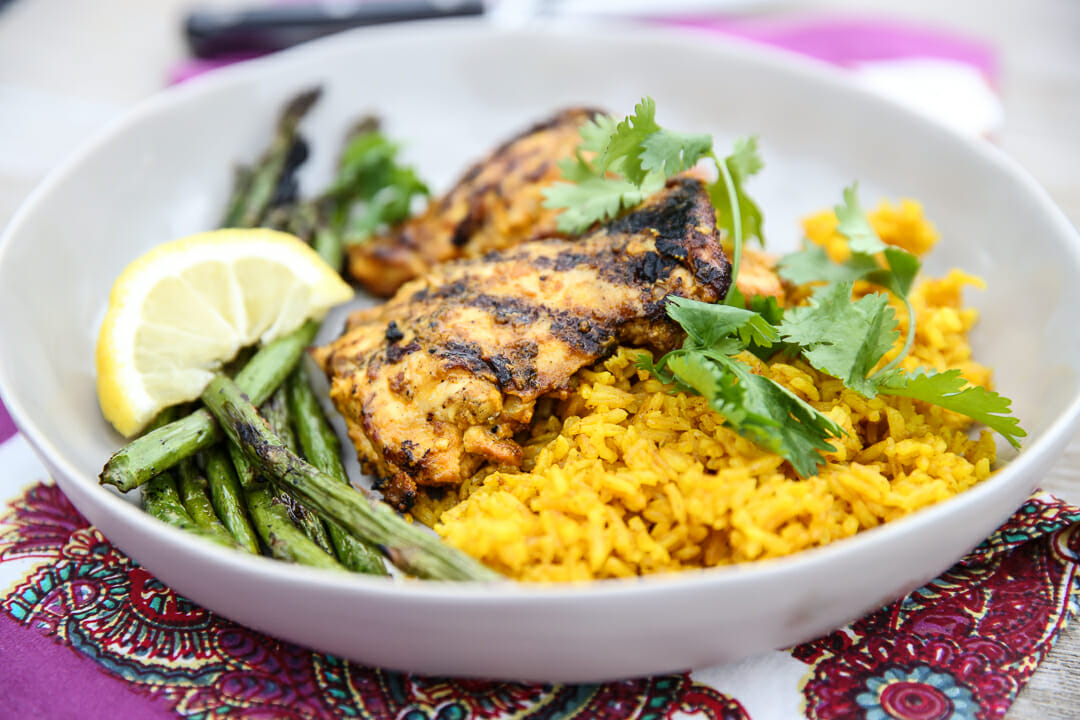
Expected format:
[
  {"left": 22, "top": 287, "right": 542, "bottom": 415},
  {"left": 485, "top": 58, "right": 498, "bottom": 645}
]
[
  {"left": 795, "top": 494, "right": 1080, "bottom": 720},
  {"left": 0, "top": 482, "right": 746, "bottom": 720},
  {"left": 2, "top": 482, "right": 1079, "bottom": 719}
]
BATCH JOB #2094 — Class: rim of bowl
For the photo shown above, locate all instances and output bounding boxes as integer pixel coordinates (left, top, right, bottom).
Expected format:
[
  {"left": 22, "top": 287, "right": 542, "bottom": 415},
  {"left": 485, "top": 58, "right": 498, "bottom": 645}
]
[{"left": 2, "top": 17, "right": 1080, "bottom": 603}]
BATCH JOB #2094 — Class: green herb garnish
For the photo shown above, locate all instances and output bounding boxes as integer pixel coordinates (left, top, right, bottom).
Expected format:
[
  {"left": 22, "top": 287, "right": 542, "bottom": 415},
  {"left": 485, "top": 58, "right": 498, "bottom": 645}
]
[
  {"left": 329, "top": 128, "right": 429, "bottom": 243},
  {"left": 639, "top": 297, "right": 843, "bottom": 477},
  {"left": 546, "top": 98, "right": 1025, "bottom": 475},
  {"left": 776, "top": 185, "right": 1024, "bottom": 447}
]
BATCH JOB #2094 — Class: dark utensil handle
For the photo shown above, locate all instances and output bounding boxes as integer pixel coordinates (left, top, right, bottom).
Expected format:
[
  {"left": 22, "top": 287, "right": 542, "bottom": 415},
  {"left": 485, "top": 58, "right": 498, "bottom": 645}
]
[{"left": 185, "top": 1, "right": 486, "bottom": 58}]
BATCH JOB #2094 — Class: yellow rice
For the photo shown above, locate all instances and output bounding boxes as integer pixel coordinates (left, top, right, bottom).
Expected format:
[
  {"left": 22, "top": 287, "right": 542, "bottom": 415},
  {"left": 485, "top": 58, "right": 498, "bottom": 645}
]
[{"left": 430, "top": 199, "right": 998, "bottom": 582}]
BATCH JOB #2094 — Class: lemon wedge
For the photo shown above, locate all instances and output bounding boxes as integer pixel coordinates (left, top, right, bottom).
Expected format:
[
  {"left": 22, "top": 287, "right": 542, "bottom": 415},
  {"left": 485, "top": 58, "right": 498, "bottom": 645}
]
[{"left": 96, "top": 228, "right": 353, "bottom": 437}]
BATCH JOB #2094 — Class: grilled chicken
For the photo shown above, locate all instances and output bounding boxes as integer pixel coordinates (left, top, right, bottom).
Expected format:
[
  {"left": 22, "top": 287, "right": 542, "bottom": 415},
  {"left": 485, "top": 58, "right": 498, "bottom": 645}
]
[
  {"left": 346, "top": 107, "right": 600, "bottom": 297},
  {"left": 315, "top": 176, "right": 732, "bottom": 509}
]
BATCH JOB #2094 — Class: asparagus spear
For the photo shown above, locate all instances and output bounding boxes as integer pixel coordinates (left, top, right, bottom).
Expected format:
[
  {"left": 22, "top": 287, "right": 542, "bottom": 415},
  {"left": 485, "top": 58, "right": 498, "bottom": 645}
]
[
  {"left": 176, "top": 456, "right": 231, "bottom": 536},
  {"left": 227, "top": 437, "right": 258, "bottom": 489},
  {"left": 100, "top": 320, "right": 320, "bottom": 492},
  {"left": 244, "top": 484, "right": 345, "bottom": 570},
  {"left": 139, "top": 409, "right": 237, "bottom": 548},
  {"left": 223, "top": 88, "right": 321, "bottom": 229},
  {"left": 287, "top": 364, "right": 388, "bottom": 575},
  {"left": 220, "top": 166, "right": 254, "bottom": 228},
  {"left": 143, "top": 471, "right": 238, "bottom": 549},
  {"left": 310, "top": 224, "right": 344, "bottom": 275},
  {"left": 261, "top": 386, "right": 335, "bottom": 555},
  {"left": 200, "top": 375, "right": 500, "bottom": 581},
  {"left": 204, "top": 446, "right": 260, "bottom": 554}
]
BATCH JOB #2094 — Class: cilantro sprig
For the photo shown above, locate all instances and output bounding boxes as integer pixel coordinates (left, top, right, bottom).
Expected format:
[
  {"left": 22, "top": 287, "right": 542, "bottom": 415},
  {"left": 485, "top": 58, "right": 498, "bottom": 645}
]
[
  {"left": 329, "top": 127, "right": 429, "bottom": 243},
  {"left": 640, "top": 298, "right": 843, "bottom": 477},
  {"left": 542, "top": 97, "right": 763, "bottom": 298},
  {"left": 773, "top": 185, "right": 1024, "bottom": 448},
  {"left": 546, "top": 98, "right": 1024, "bottom": 476}
]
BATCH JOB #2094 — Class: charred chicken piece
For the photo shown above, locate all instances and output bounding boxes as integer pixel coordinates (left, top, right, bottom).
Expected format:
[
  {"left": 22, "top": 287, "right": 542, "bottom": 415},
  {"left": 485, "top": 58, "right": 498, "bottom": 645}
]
[
  {"left": 346, "top": 107, "right": 601, "bottom": 297},
  {"left": 316, "top": 176, "right": 732, "bottom": 510}
]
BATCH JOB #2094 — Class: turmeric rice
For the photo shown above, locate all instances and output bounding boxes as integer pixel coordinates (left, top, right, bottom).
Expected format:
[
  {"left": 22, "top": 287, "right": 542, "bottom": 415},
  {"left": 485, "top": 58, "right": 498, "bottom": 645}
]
[{"left": 428, "top": 199, "right": 998, "bottom": 582}]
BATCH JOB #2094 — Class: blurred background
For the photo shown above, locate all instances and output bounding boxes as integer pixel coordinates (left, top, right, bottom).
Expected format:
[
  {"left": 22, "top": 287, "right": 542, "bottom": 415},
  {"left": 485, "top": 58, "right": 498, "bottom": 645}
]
[
  {"left": 1, "top": 0, "right": 1077, "bottom": 714},
  {"left": 1, "top": 0, "right": 1077, "bottom": 230}
]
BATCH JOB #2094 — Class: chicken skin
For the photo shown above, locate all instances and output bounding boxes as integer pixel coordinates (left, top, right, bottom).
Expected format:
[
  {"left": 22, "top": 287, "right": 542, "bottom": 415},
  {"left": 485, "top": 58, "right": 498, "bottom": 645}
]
[
  {"left": 315, "top": 176, "right": 732, "bottom": 509},
  {"left": 346, "top": 107, "right": 600, "bottom": 297}
]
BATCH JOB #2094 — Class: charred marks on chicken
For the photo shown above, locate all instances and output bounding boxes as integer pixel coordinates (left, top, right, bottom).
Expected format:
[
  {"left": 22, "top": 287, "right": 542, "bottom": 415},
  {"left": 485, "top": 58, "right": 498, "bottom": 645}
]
[
  {"left": 388, "top": 371, "right": 410, "bottom": 397},
  {"left": 523, "top": 160, "right": 555, "bottom": 184},
  {"left": 632, "top": 250, "right": 680, "bottom": 284},
  {"left": 404, "top": 278, "right": 613, "bottom": 355},
  {"left": 453, "top": 159, "right": 486, "bottom": 191},
  {"left": 553, "top": 252, "right": 589, "bottom": 272},
  {"left": 451, "top": 201, "right": 485, "bottom": 248},
  {"left": 692, "top": 256, "right": 731, "bottom": 291},
  {"left": 377, "top": 442, "right": 427, "bottom": 510},
  {"left": 382, "top": 475, "right": 418, "bottom": 511},
  {"left": 488, "top": 356, "right": 515, "bottom": 389},
  {"left": 436, "top": 340, "right": 495, "bottom": 379},
  {"left": 413, "top": 278, "right": 469, "bottom": 303},
  {"left": 489, "top": 342, "right": 539, "bottom": 392},
  {"left": 607, "top": 177, "right": 701, "bottom": 243},
  {"left": 440, "top": 108, "right": 601, "bottom": 207},
  {"left": 398, "top": 439, "right": 423, "bottom": 472},
  {"left": 386, "top": 341, "right": 421, "bottom": 364},
  {"left": 431, "top": 338, "right": 541, "bottom": 393},
  {"left": 460, "top": 293, "right": 614, "bottom": 356},
  {"left": 384, "top": 320, "right": 405, "bottom": 343}
]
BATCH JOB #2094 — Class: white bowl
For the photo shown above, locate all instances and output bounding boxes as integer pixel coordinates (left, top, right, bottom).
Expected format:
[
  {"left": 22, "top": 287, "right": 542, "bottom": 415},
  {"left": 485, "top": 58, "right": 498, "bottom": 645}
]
[{"left": 2, "top": 20, "right": 1079, "bottom": 683}]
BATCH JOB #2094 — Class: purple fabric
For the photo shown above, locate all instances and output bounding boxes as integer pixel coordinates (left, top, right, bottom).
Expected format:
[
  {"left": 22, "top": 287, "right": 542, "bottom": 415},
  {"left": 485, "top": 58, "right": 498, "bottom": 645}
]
[
  {"left": 661, "top": 16, "right": 998, "bottom": 82},
  {"left": 0, "top": 396, "right": 15, "bottom": 444},
  {"left": 0, "top": 612, "right": 175, "bottom": 720}
]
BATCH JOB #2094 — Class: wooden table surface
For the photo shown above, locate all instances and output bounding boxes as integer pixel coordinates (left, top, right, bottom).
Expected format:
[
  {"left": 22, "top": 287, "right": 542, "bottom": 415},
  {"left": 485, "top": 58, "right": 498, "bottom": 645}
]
[{"left": 2, "top": 0, "right": 1077, "bottom": 715}]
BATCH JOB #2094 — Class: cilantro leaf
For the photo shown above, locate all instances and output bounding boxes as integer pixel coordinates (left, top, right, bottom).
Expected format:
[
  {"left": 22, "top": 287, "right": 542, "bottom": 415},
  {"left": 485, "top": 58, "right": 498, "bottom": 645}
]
[
  {"left": 697, "top": 352, "right": 842, "bottom": 477},
  {"left": 667, "top": 353, "right": 754, "bottom": 429},
  {"left": 738, "top": 313, "right": 781, "bottom": 350},
  {"left": 556, "top": 153, "right": 598, "bottom": 184},
  {"left": 543, "top": 178, "right": 645, "bottom": 234},
  {"left": 780, "top": 282, "right": 899, "bottom": 397},
  {"left": 835, "top": 183, "right": 885, "bottom": 255},
  {"left": 348, "top": 165, "right": 427, "bottom": 237},
  {"left": 881, "top": 369, "right": 1026, "bottom": 449},
  {"left": 598, "top": 97, "right": 660, "bottom": 184},
  {"left": 878, "top": 247, "right": 920, "bottom": 297},
  {"left": 579, "top": 113, "right": 618, "bottom": 154},
  {"left": 779, "top": 185, "right": 923, "bottom": 385},
  {"left": 666, "top": 296, "right": 765, "bottom": 348},
  {"left": 728, "top": 136, "right": 765, "bottom": 179},
  {"left": 637, "top": 350, "right": 674, "bottom": 384},
  {"left": 650, "top": 302, "right": 843, "bottom": 477},
  {"left": 544, "top": 97, "right": 711, "bottom": 234},
  {"left": 732, "top": 368, "right": 842, "bottom": 478},
  {"left": 321, "top": 128, "right": 429, "bottom": 244},
  {"left": 710, "top": 137, "right": 765, "bottom": 245},
  {"left": 744, "top": 294, "right": 791, "bottom": 360},
  {"left": 747, "top": 293, "right": 785, "bottom": 326},
  {"left": 777, "top": 245, "right": 880, "bottom": 286},
  {"left": 640, "top": 129, "right": 713, "bottom": 177}
]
